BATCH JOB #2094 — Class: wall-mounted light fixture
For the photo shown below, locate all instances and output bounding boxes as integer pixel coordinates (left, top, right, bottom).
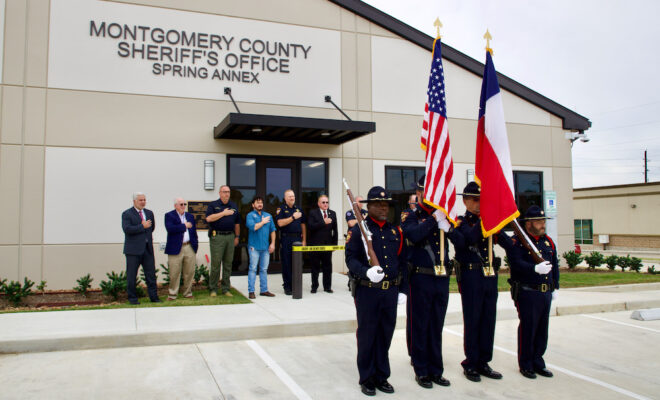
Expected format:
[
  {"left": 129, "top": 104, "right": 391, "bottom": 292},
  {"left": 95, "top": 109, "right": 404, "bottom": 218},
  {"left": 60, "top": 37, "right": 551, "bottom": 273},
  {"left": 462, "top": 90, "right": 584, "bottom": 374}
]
[
  {"left": 466, "top": 169, "right": 475, "bottom": 183},
  {"left": 204, "top": 160, "right": 215, "bottom": 190}
]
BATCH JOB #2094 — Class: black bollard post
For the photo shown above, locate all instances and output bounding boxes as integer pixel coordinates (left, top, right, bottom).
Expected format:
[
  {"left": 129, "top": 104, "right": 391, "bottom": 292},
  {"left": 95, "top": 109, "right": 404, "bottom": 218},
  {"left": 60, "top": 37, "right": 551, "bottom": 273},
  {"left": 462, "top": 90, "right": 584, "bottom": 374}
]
[{"left": 292, "top": 241, "right": 303, "bottom": 299}]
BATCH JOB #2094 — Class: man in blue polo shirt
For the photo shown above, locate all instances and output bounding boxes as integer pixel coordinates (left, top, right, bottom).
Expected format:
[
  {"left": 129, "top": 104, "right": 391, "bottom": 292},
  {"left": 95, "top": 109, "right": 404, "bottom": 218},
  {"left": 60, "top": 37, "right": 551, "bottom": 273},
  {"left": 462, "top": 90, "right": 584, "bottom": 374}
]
[
  {"left": 245, "top": 196, "right": 277, "bottom": 299},
  {"left": 205, "top": 185, "right": 241, "bottom": 297}
]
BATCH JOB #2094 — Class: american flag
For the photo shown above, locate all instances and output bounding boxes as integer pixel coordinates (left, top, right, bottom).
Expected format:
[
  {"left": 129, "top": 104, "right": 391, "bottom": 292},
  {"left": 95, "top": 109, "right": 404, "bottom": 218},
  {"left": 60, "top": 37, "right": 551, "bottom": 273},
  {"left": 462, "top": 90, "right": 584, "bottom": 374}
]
[{"left": 421, "top": 39, "right": 457, "bottom": 223}]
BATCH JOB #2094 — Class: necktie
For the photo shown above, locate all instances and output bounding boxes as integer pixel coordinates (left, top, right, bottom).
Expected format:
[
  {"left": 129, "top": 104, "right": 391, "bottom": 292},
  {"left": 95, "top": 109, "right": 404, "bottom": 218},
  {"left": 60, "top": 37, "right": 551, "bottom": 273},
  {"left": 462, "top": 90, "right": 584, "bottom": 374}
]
[
  {"left": 139, "top": 210, "right": 145, "bottom": 221},
  {"left": 323, "top": 210, "right": 327, "bottom": 219}
]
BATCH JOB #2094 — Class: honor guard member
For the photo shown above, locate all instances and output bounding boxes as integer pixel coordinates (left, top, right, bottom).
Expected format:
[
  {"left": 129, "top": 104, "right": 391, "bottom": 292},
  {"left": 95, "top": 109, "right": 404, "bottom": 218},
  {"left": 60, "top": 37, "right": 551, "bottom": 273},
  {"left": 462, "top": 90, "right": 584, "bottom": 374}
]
[
  {"left": 450, "top": 182, "right": 504, "bottom": 382},
  {"left": 275, "top": 189, "right": 306, "bottom": 295},
  {"left": 345, "top": 186, "right": 407, "bottom": 396},
  {"left": 206, "top": 185, "right": 241, "bottom": 297},
  {"left": 345, "top": 196, "right": 368, "bottom": 229},
  {"left": 401, "top": 176, "right": 455, "bottom": 389},
  {"left": 503, "top": 205, "right": 559, "bottom": 379}
]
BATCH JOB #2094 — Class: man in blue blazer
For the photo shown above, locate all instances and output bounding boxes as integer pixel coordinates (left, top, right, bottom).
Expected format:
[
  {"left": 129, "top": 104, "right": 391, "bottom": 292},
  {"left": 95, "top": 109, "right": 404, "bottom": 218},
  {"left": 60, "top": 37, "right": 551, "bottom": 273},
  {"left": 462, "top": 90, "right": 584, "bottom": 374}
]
[
  {"left": 121, "top": 192, "right": 161, "bottom": 304},
  {"left": 165, "top": 197, "right": 199, "bottom": 300}
]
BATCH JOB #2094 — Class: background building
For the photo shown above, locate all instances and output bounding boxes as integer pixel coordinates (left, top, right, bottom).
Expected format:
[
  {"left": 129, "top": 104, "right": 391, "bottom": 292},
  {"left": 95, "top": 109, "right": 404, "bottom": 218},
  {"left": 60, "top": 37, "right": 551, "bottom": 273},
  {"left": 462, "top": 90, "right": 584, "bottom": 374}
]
[
  {"left": 0, "top": 0, "right": 589, "bottom": 288},
  {"left": 573, "top": 182, "right": 660, "bottom": 250}
]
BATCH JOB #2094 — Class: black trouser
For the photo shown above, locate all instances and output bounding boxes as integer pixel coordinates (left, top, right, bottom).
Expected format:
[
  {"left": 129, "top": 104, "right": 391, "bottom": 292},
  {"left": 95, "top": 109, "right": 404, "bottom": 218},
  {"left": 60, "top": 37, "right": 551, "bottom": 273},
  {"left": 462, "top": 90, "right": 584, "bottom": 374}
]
[
  {"left": 515, "top": 288, "right": 552, "bottom": 371},
  {"left": 311, "top": 250, "right": 332, "bottom": 290},
  {"left": 280, "top": 235, "right": 300, "bottom": 291},
  {"left": 125, "top": 246, "right": 158, "bottom": 302}
]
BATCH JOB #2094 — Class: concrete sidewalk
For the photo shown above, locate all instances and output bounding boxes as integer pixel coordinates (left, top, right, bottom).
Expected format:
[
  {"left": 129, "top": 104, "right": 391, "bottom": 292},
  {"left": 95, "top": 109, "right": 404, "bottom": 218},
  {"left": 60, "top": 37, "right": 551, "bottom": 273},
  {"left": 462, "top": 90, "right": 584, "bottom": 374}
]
[{"left": 1, "top": 273, "right": 660, "bottom": 354}]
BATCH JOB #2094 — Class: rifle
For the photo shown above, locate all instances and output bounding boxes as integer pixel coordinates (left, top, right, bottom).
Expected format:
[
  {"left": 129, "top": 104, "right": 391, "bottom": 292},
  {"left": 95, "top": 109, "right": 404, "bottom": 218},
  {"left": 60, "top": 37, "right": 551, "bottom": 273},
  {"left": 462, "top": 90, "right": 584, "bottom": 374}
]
[
  {"left": 510, "top": 219, "right": 545, "bottom": 264},
  {"left": 343, "top": 178, "right": 381, "bottom": 267}
]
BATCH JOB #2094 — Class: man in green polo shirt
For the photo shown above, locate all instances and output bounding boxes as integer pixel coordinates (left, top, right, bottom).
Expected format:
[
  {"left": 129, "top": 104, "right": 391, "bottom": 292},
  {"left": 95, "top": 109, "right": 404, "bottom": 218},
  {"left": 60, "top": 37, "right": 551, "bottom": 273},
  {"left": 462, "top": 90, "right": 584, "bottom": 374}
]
[{"left": 205, "top": 185, "right": 241, "bottom": 296}]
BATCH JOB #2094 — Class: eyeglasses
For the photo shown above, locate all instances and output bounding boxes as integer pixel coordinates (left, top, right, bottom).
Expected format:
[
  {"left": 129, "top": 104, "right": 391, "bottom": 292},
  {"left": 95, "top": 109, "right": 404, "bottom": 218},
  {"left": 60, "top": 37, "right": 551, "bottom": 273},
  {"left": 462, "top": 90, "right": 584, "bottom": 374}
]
[
  {"left": 320, "top": 201, "right": 329, "bottom": 204},
  {"left": 178, "top": 203, "right": 187, "bottom": 206}
]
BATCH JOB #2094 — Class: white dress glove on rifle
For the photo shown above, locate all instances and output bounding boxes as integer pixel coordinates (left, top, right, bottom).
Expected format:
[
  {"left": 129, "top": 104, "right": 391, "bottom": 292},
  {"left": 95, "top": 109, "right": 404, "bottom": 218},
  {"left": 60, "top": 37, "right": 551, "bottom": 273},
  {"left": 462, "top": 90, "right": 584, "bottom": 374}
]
[
  {"left": 366, "top": 266, "right": 385, "bottom": 283},
  {"left": 433, "top": 210, "right": 451, "bottom": 232},
  {"left": 552, "top": 290, "right": 558, "bottom": 301},
  {"left": 398, "top": 293, "right": 407, "bottom": 305},
  {"left": 534, "top": 261, "right": 552, "bottom": 275}
]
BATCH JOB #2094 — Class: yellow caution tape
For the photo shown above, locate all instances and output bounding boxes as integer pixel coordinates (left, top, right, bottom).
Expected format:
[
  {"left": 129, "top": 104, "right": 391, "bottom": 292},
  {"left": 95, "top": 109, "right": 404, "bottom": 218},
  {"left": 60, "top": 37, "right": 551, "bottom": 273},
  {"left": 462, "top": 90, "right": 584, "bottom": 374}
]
[{"left": 292, "top": 245, "right": 345, "bottom": 252}]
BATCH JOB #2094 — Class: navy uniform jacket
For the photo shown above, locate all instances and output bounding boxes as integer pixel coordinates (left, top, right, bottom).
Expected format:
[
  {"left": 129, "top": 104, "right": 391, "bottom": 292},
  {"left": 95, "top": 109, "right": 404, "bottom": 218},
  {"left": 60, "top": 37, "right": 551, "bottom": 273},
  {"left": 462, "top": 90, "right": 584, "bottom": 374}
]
[
  {"left": 401, "top": 205, "right": 457, "bottom": 268},
  {"left": 275, "top": 204, "right": 306, "bottom": 234},
  {"left": 451, "top": 211, "right": 504, "bottom": 266},
  {"left": 122, "top": 208, "right": 155, "bottom": 255},
  {"left": 505, "top": 233, "right": 560, "bottom": 288},
  {"left": 345, "top": 208, "right": 367, "bottom": 224},
  {"left": 206, "top": 199, "right": 240, "bottom": 234},
  {"left": 345, "top": 217, "right": 407, "bottom": 291}
]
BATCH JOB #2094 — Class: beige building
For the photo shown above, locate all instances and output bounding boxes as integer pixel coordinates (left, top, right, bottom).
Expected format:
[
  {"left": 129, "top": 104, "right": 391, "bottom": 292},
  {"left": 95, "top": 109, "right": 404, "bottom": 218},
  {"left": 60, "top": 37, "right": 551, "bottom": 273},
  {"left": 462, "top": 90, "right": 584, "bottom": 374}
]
[
  {"left": 0, "top": 0, "right": 590, "bottom": 289},
  {"left": 573, "top": 182, "right": 660, "bottom": 250}
]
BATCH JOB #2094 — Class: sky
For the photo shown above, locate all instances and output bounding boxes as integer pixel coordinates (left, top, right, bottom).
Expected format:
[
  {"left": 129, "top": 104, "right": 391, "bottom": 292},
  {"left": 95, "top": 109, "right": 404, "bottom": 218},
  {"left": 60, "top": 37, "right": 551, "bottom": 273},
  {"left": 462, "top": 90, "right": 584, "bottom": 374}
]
[{"left": 362, "top": 0, "right": 660, "bottom": 188}]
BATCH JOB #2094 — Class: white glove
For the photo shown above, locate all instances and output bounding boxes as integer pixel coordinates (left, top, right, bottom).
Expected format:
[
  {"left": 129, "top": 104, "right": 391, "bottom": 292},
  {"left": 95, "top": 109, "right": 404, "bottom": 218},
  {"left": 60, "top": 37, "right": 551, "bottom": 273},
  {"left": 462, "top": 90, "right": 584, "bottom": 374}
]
[
  {"left": 534, "top": 261, "right": 552, "bottom": 275},
  {"left": 438, "top": 219, "right": 450, "bottom": 233},
  {"left": 366, "top": 266, "right": 385, "bottom": 283},
  {"left": 552, "top": 290, "right": 558, "bottom": 301},
  {"left": 432, "top": 209, "right": 447, "bottom": 223},
  {"left": 398, "top": 293, "right": 407, "bottom": 305}
]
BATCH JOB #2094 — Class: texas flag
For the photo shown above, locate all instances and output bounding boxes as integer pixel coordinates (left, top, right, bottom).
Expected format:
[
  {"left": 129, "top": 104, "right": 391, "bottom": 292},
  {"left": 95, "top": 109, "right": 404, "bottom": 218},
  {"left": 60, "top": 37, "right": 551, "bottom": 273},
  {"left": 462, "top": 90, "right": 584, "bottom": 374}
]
[{"left": 474, "top": 51, "right": 519, "bottom": 237}]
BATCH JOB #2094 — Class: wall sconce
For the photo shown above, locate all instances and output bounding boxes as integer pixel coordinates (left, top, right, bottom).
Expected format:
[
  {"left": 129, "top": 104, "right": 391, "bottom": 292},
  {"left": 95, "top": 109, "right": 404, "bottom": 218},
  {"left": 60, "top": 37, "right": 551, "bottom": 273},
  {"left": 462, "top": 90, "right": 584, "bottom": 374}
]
[
  {"left": 204, "top": 160, "right": 215, "bottom": 190},
  {"left": 631, "top": 204, "right": 637, "bottom": 209},
  {"left": 466, "top": 169, "right": 475, "bottom": 183}
]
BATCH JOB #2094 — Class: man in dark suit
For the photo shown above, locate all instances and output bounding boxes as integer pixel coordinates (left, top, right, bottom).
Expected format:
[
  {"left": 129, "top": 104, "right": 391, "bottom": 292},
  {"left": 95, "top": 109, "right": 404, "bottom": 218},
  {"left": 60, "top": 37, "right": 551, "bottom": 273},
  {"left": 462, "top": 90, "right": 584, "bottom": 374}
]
[
  {"left": 307, "top": 194, "right": 338, "bottom": 293},
  {"left": 121, "top": 192, "right": 161, "bottom": 305},
  {"left": 164, "top": 197, "right": 199, "bottom": 300}
]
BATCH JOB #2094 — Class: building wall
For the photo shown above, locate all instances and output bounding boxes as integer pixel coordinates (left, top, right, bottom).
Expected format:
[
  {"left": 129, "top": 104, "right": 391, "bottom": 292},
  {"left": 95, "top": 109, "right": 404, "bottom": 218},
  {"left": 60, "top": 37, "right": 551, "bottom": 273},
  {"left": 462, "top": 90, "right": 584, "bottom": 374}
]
[
  {"left": 574, "top": 183, "right": 660, "bottom": 249},
  {"left": 0, "top": 0, "right": 576, "bottom": 287}
]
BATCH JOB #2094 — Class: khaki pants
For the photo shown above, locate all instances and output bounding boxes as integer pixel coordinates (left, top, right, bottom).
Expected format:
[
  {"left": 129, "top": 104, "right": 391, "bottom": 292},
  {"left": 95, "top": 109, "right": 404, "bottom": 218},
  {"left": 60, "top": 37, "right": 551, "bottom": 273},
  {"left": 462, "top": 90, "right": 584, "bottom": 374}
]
[
  {"left": 168, "top": 243, "right": 196, "bottom": 298},
  {"left": 209, "top": 233, "right": 235, "bottom": 294}
]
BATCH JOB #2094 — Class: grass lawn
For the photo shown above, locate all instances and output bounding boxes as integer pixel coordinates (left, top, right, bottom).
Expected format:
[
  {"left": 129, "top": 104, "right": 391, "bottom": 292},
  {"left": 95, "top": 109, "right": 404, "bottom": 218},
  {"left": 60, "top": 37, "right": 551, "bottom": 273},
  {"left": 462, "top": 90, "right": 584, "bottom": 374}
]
[
  {"left": 448, "top": 270, "right": 660, "bottom": 293},
  {"left": 0, "top": 287, "right": 249, "bottom": 314}
]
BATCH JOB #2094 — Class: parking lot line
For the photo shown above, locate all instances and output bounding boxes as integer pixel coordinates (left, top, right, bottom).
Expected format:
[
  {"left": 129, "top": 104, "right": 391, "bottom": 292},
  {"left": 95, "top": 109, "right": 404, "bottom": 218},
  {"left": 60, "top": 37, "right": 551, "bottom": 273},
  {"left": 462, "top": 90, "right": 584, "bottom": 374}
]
[
  {"left": 580, "top": 314, "right": 660, "bottom": 333},
  {"left": 444, "top": 327, "right": 651, "bottom": 400},
  {"left": 246, "top": 340, "right": 312, "bottom": 400}
]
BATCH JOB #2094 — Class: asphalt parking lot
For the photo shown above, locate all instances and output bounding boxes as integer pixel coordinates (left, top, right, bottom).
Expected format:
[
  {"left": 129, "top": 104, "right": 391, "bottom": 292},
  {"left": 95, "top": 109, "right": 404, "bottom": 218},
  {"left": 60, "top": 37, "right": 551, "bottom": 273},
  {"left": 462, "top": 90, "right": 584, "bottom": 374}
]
[{"left": 1, "top": 310, "right": 658, "bottom": 400}]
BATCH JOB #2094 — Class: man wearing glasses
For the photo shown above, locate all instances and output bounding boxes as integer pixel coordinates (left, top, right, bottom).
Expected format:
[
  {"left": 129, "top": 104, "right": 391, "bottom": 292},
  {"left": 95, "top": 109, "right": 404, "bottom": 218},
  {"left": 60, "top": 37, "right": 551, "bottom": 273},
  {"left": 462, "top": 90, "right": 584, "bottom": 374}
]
[
  {"left": 164, "top": 198, "right": 199, "bottom": 300},
  {"left": 307, "top": 195, "right": 338, "bottom": 293},
  {"left": 206, "top": 185, "right": 241, "bottom": 297}
]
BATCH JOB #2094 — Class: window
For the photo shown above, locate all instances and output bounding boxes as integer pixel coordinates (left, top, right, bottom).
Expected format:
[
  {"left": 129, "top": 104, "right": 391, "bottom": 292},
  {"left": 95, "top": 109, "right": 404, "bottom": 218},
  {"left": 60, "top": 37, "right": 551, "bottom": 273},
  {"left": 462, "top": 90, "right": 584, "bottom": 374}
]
[
  {"left": 513, "top": 171, "right": 543, "bottom": 216},
  {"left": 385, "top": 166, "right": 425, "bottom": 224},
  {"left": 574, "top": 219, "right": 593, "bottom": 244}
]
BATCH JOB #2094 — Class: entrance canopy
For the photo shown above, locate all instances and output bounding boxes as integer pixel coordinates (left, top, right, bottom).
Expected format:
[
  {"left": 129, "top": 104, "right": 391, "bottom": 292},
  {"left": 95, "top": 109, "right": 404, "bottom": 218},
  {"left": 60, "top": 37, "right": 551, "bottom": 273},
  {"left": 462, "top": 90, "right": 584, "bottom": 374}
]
[{"left": 214, "top": 113, "right": 376, "bottom": 145}]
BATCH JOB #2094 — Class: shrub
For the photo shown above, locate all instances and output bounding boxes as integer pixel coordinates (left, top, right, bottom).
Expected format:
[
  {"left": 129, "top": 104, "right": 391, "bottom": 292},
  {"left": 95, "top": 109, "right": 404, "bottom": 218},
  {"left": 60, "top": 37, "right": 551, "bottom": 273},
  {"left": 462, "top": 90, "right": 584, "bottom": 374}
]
[
  {"left": 584, "top": 251, "right": 604, "bottom": 270},
  {"left": 100, "top": 271, "right": 127, "bottom": 300},
  {"left": 562, "top": 250, "right": 584, "bottom": 269},
  {"left": 604, "top": 255, "right": 619, "bottom": 271},
  {"left": 1, "top": 277, "right": 34, "bottom": 306},
  {"left": 648, "top": 265, "right": 657, "bottom": 275},
  {"left": 74, "top": 274, "right": 93, "bottom": 297},
  {"left": 36, "top": 280, "right": 47, "bottom": 294},
  {"left": 617, "top": 255, "right": 631, "bottom": 272},
  {"left": 195, "top": 264, "right": 210, "bottom": 288},
  {"left": 628, "top": 257, "right": 643, "bottom": 273}
]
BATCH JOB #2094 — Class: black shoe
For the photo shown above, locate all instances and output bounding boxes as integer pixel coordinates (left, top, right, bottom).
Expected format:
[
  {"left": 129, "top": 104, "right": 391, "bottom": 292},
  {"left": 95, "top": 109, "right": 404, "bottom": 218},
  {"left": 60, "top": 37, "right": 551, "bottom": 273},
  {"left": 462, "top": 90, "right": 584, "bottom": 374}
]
[
  {"left": 535, "top": 368, "right": 553, "bottom": 378},
  {"left": 324, "top": 289, "right": 334, "bottom": 293},
  {"left": 478, "top": 365, "right": 503, "bottom": 379},
  {"left": 415, "top": 375, "right": 433, "bottom": 389},
  {"left": 311, "top": 288, "right": 317, "bottom": 293},
  {"left": 128, "top": 300, "right": 139, "bottom": 305},
  {"left": 375, "top": 380, "right": 394, "bottom": 393},
  {"left": 520, "top": 369, "right": 537, "bottom": 379},
  {"left": 284, "top": 289, "right": 292, "bottom": 295},
  {"left": 431, "top": 374, "right": 450, "bottom": 386},
  {"left": 360, "top": 382, "right": 376, "bottom": 396},
  {"left": 150, "top": 298, "right": 162, "bottom": 303},
  {"left": 464, "top": 368, "right": 481, "bottom": 382}
]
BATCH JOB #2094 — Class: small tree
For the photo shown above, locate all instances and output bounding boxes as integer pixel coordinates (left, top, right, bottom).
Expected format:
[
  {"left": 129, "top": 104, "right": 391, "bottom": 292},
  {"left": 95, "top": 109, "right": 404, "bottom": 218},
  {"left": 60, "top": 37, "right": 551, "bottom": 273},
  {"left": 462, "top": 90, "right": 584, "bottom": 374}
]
[
  {"left": 36, "top": 280, "right": 47, "bottom": 294},
  {"left": 628, "top": 257, "right": 643, "bottom": 273},
  {"left": 617, "top": 255, "right": 630, "bottom": 272},
  {"left": 562, "top": 250, "right": 584, "bottom": 269},
  {"left": 74, "top": 274, "right": 93, "bottom": 297},
  {"left": 1, "top": 277, "right": 34, "bottom": 307},
  {"left": 584, "top": 251, "right": 605, "bottom": 270},
  {"left": 648, "top": 265, "right": 657, "bottom": 275},
  {"left": 195, "top": 264, "right": 210, "bottom": 288},
  {"left": 604, "top": 255, "right": 619, "bottom": 271},
  {"left": 100, "top": 271, "right": 127, "bottom": 300}
]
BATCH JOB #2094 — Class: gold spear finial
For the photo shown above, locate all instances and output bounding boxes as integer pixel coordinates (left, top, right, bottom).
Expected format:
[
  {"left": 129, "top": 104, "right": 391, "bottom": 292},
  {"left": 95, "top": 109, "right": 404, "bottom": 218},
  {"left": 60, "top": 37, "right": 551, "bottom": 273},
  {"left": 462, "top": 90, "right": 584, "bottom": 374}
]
[
  {"left": 484, "top": 29, "right": 493, "bottom": 55},
  {"left": 434, "top": 18, "right": 442, "bottom": 39}
]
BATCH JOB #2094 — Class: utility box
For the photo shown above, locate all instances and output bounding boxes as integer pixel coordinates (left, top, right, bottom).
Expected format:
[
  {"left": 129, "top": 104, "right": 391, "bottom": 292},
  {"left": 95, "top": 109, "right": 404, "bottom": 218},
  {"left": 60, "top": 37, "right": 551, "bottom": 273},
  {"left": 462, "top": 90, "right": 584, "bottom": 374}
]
[{"left": 599, "top": 235, "right": 610, "bottom": 250}]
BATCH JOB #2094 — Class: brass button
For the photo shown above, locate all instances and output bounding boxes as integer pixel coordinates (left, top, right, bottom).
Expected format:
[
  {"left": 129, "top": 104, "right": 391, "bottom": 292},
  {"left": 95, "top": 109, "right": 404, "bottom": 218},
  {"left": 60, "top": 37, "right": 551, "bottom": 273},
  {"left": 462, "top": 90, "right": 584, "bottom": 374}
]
[
  {"left": 384, "top": 256, "right": 388, "bottom": 259},
  {"left": 382, "top": 236, "right": 385, "bottom": 239}
]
